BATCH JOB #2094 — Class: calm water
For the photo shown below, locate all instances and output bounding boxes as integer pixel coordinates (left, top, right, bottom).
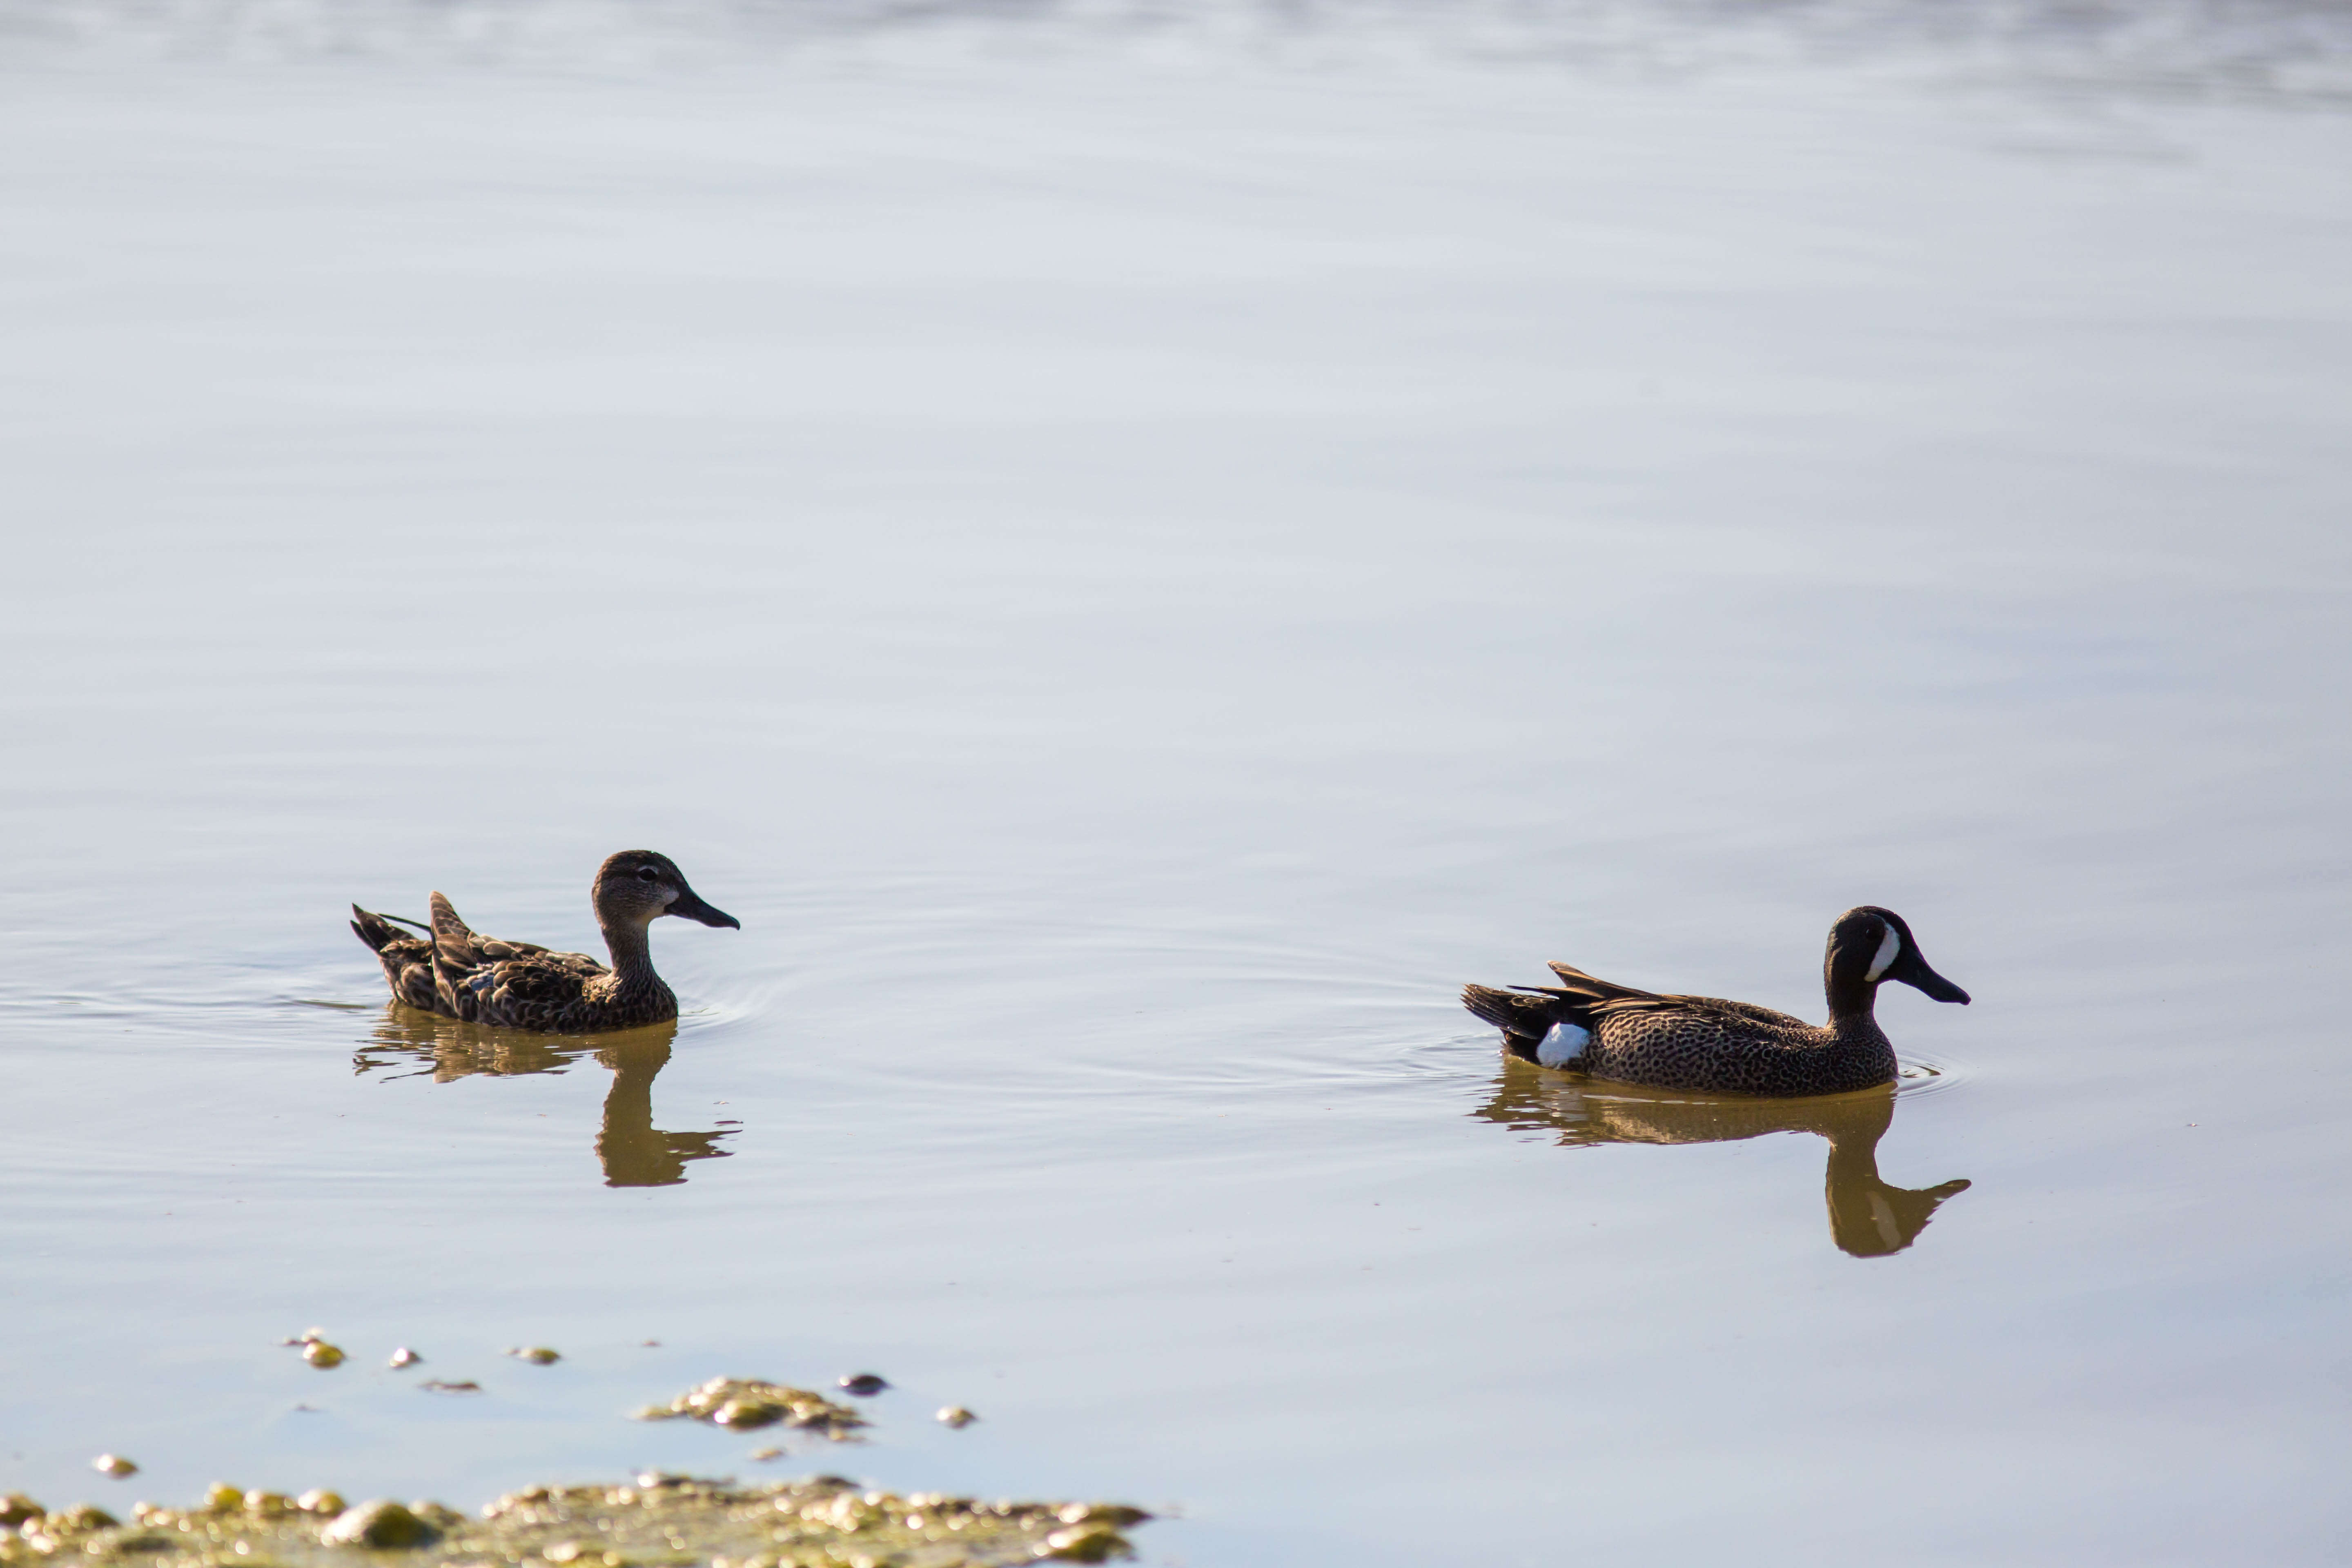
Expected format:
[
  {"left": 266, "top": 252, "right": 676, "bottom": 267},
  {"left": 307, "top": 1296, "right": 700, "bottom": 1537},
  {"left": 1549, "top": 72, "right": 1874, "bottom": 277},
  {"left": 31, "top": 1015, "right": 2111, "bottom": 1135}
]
[{"left": 3, "top": 6, "right": 2350, "bottom": 1563}]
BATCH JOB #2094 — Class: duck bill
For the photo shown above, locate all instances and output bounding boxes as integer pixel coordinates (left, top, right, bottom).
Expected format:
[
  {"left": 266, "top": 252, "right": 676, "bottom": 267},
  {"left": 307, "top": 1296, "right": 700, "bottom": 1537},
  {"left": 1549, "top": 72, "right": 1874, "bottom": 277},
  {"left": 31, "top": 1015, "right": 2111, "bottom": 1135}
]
[
  {"left": 666, "top": 888, "right": 741, "bottom": 929},
  {"left": 1890, "top": 948, "right": 1969, "bottom": 1004}
]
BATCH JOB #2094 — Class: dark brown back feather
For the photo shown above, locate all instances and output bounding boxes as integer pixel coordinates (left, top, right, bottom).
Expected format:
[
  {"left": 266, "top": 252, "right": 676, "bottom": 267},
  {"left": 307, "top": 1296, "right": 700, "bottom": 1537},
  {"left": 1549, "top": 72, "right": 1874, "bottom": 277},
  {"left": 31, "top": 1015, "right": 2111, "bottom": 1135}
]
[{"left": 1545, "top": 961, "right": 1809, "bottom": 1029}]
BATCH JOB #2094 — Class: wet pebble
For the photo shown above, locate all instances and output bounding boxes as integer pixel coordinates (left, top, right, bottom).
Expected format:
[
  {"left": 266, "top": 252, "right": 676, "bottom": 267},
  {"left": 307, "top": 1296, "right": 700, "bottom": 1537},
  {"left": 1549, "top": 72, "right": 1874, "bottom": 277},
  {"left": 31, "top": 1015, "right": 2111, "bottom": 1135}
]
[
  {"left": 321, "top": 1499, "right": 439, "bottom": 1549},
  {"left": 0, "top": 1496, "right": 45, "bottom": 1528},
  {"left": 298, "top": 1490, "right": 346, "bottom": 1516},
  {"left": 388, "top": 1348, "right": 421, "bottom": 1369},
  {"left": 420, "top": 1380, "right": 482, "bottom": 1394},
  {"left": 710, "top": 1399, "right": 782, "bottom": 1430},
  {"left": 746, "top": 1448, "right": 782, "bottom": 1463},
  {"left": 1040, "top": 1523, "right": 1127, "bottom": 1561},
  {"left": 507, "top": 1347, "right": 561, "bottom": 1365},
  {"left": 837, "top": 1374, "right": 888, "bottom": 1397},
  {"left": 92, "top": 1455, "right": 138, "bottom": 1479},
  {"left": 49, "top": 1505, "right": 118, "bottom": 1532},
  {"left": 935, "top": 1406, "right": 978, "bottom": 1429},
  {"left": 303, "top": 1341, "right": 347, "bottom": 1369}
]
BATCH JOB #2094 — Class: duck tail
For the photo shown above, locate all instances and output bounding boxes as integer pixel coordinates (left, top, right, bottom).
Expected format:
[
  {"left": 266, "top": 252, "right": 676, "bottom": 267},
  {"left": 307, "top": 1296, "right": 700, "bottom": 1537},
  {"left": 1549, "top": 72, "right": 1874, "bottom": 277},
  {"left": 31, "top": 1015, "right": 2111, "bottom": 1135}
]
[
  {"left": 1464, "top": 981, "right": 1602, "bottom": 1068},
  {"left": 351, "top": 904, "right": 396, "bottom": 953},
  {"left": 350, "top": 904, "right": 430, "bottom": 953},
  {"left": 1462, "top": 982, "right": 1562, "bottom": 1042},
  {"left": 351, "top": 904, "right": 439, "bottom": 1012}
]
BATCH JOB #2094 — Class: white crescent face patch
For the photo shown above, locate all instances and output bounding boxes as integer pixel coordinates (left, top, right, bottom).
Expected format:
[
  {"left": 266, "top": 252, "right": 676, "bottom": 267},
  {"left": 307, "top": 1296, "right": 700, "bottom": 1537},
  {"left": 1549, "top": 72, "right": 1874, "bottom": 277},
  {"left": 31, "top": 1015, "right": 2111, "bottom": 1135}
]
[{"left": 1864, "top": 923, "right": 1902, "bottom": 983}]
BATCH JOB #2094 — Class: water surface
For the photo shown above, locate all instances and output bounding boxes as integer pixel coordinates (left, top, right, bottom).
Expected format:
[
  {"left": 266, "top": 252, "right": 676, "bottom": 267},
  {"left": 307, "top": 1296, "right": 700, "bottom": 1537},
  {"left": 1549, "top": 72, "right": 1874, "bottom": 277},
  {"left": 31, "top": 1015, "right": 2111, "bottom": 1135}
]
[{"left": 2, "top": 7, "right": 2349, "bottom": 1563}]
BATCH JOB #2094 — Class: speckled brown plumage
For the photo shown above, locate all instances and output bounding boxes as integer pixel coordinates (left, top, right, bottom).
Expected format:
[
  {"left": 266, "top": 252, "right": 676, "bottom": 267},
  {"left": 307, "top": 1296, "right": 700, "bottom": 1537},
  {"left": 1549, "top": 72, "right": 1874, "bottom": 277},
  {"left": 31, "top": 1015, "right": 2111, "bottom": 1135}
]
[
  {"left": 1462, "top": 906, "right": 1970, "bottom": 1097},
  {"left": 351, "top": 850, "right": 739, "bottom": 1034}
]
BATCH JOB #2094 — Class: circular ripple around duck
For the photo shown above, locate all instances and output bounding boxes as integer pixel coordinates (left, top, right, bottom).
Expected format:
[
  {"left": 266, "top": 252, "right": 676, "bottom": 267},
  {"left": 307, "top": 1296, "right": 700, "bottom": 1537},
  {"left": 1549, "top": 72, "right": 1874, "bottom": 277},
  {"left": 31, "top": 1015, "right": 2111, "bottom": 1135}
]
[
  {"left": 1894, "top": 1055, "right": 1967, "bottom": 1098},
  {"left": 1396, "top": 1032, "right": 1509, "bottom": 1080}
]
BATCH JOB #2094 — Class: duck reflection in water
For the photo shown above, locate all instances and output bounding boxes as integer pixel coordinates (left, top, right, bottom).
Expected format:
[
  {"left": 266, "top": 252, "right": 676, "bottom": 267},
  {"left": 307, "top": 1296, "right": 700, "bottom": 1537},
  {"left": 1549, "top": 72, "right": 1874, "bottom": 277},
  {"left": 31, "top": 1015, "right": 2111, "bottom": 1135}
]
[
  {"left": 354, "top": 1012, "right": 735, "bottom": 1188},
  {"left": 1474, "top": 1060, "right": 1970, "bottom": 1256}
]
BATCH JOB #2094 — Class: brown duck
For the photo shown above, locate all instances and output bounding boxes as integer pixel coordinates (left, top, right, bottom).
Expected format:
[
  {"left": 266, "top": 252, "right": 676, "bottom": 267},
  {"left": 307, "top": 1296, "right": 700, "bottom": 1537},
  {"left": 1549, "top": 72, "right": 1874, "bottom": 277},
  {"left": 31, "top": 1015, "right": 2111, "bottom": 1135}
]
[
  {"left": 1462, "top": 906, "right": 1969, "bottom": 1096},
  {"left": 352, "top": 850, "right": 739, "bottom": 1033}
]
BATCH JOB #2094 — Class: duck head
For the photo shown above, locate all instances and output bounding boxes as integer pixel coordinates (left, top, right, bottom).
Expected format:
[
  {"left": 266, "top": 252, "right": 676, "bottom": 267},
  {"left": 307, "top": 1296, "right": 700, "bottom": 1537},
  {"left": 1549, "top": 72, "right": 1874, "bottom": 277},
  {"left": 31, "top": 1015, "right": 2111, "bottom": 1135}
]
[
  {"left": 1824, "top": 905, "right": 1967, "bottom": 1019},
  {"left": 593, "top": 851, "right": 741, "bottom": 932}
]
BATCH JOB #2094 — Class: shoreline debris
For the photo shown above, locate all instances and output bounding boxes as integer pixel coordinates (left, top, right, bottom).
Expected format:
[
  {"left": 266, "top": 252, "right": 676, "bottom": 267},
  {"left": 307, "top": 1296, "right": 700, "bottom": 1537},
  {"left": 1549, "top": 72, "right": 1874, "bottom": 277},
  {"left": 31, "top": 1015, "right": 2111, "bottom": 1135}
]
[
  {"left": 0, "top": 1477, "right": 1147, "bottom": 1567},
  {"left": 635, "top": 1379, "right": 865, "bottom": 1439}
]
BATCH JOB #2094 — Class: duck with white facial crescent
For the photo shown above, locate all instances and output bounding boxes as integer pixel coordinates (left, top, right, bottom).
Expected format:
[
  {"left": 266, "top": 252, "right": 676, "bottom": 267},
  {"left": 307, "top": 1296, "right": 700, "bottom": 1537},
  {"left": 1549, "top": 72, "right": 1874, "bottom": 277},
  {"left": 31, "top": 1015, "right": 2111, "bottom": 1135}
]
[
  {"left": 351, "top": 851, "right": 739, "bottom": 1033},
  {"left": 1462, "top": 906, "right": 1969, "bottom": 1096}
]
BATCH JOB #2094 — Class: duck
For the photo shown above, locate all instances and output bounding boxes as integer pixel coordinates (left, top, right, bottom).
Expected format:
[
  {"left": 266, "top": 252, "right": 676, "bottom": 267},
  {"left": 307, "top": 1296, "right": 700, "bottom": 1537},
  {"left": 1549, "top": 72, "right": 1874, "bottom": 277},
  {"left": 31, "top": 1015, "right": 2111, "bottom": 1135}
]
[
  {"left": 351, "top": 850, "right": 739, "bottom": 1033},
  {"left": 1461, "top": 906, "right": 1969, "bottom": 1096}
]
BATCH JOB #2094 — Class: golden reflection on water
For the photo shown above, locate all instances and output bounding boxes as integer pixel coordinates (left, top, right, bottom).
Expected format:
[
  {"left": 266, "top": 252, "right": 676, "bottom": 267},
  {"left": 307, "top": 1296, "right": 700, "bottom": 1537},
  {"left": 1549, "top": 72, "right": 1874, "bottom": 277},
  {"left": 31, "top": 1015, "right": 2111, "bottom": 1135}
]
[
  {"left": 1473, "top": 1061, "right": 1970, "bottom": 1256},
  {"left": 354, "top": 1011, "right": 736, "bottom": 1188}
]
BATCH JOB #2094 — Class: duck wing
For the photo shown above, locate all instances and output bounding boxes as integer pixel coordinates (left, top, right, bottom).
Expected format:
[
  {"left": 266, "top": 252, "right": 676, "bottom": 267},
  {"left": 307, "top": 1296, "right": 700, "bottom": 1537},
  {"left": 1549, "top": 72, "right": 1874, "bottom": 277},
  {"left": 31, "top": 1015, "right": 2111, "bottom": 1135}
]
[
  {"left": 462, "top": 950, "right": 608, "bottom": 1029},
  {"left": 1547, "top": 962, "right": 1809, "bottom": 1030},
  {"left": 1591, "top": 992, "right": 1813, "bottom": 1031},
  {"left": 427, "top": 892, "right": 607, "bottom": 1025},
  {"left": 1544, "top": 962, "right": 1664, "bottom": 1007},
  {"left": 1687, "top": 996, "right": 1813, "bottom": 1029}
]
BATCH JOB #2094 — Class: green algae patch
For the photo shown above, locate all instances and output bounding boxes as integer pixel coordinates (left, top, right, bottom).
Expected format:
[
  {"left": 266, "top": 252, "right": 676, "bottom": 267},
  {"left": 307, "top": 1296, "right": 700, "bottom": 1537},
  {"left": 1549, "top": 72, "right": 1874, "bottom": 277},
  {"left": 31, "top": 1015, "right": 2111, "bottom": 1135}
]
[
  {"left": 1, "top": 1475, "right": 1147, "bottom": 1568},
  {"left": 635, "top": 1379, "right": 865, "bottom": 1438}
]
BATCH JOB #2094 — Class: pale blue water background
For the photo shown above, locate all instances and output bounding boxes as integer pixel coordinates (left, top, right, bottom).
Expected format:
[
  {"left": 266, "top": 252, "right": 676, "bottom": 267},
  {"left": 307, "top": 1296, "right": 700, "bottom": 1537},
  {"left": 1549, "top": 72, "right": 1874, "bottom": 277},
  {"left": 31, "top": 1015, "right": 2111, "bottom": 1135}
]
[{"left": 2, "top": 7, "right": 2350, "bottom": 1563}]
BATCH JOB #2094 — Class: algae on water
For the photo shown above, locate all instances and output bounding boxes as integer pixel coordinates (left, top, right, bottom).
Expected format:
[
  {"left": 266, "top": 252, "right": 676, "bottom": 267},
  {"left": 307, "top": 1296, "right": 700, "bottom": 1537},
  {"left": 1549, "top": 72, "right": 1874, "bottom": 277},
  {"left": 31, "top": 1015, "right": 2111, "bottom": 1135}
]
[{"left": 0, "top": 1474, "right": 1147, "bottom": 1568}]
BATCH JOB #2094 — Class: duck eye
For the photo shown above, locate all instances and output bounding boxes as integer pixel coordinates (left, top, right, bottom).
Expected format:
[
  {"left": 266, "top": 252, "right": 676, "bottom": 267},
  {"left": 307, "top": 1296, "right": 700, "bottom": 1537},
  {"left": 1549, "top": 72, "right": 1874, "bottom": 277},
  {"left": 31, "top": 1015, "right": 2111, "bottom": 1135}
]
[{"left": 635, "top": 866, "right": 658, "bottom": 882}]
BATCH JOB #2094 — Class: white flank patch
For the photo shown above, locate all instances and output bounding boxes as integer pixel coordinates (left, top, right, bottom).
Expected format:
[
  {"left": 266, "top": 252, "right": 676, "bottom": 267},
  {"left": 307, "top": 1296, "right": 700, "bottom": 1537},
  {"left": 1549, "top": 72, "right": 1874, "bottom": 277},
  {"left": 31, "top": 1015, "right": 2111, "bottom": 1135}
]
[
  {"left": 1537, "top": 1021, "right": 1592, "bottom": 1069},
  {"left": 1865, "top": 923, "right": 1902, "bottom": 982}
]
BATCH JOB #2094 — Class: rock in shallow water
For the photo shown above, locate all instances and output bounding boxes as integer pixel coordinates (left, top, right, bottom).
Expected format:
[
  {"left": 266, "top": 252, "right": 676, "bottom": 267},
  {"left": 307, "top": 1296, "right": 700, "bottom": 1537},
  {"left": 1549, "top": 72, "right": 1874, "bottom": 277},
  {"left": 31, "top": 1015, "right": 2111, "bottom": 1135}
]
[
  {"left": 320, "top": 1500, "right": 438, "bottom": 1549},
  {"left": 635, "top": 1377, "right": 865, "bottom": 1439}
]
